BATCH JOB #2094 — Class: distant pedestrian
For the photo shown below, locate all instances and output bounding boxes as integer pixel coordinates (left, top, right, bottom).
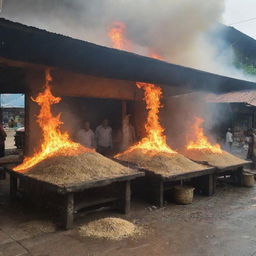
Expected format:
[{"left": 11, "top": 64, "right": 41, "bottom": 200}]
[
  {"left": 246, "top": 129, "right": 254, "bottom": 160},
  {"left": 226, "top": 128, "right": 233, "bottom": 152},
  {"left": 0, "top": 124, "right": 7, "bottom": 157}
]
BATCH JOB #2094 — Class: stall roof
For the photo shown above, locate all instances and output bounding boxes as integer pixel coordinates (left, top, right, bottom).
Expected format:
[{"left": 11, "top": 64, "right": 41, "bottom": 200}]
[
  {"left": 206, "top": 90, "right": 256, "bottom": 107},
  {"left": 221, "top": 25, "right": 256, "bottom": 64},
  {"left": 0, "top": 18, "right": 256, "bottom": 93}
]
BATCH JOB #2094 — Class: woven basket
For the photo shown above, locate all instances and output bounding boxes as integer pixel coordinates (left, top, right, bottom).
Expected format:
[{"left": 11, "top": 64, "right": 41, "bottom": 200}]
[
  {"left": 173, "top": 186, "right": 195, "bottom": 205},
  {"left": 243, "top": 173, "right": 255, "bottom": 187}
]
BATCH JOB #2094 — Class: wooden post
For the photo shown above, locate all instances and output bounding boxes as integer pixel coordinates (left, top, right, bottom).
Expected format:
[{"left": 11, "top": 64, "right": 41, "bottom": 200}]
[
  {"left": 196, "top": 174, "right": 216, "bottom": 196},
  {"left": 149, "top": 177, "right": 164, "bottom": 207},
  {"left": 234, "top": 167, "right": 243, "bottom": 186},
  {"left": 122, "top": 101, "right": 127, "bottom": 120},
  {"left": 10, "top": 174, "right": 18, "bottom": 200},
  {"left": 120, "top": 180, "right": 131, "bottom": 214},
  {"left": 63, "top": 193, "right": 74, "bottom": 230}
]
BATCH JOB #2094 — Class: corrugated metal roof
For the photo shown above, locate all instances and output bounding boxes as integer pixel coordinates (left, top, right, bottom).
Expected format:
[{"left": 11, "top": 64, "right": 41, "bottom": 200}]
[
  {"left": 206, "top": 90, "right": 256, "bottom": 106},
  {"left": 0, "top": 18, "right": 256, "bottom": 93}
]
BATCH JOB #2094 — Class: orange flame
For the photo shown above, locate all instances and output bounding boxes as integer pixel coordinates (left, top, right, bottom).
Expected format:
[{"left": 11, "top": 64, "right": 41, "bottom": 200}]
[
  {"left": 14, "top": 70, "right": 91, "bottom": 172},
  {"left": 186, "top": 117, "right": 222, "bottom": 153},
  {"left": 108, "top": 22, "right": 174, "bottom": 155},
  {"left": 108, "top": 22, "right": 131, "bottom": 50},
  {"left": 116, "top": 82, "right": 176, "bottom": 156},
  {"left": 148, "top": 51, "right": 164, "bottom": 61}
]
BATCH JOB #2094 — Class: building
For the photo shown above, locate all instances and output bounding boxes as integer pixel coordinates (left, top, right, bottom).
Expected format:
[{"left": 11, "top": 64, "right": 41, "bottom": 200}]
[{"left": 0, "top": 18, "right": 256, "bottom": 155}]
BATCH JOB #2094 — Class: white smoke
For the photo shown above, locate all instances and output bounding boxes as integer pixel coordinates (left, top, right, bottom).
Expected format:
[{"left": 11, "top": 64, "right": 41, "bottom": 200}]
[{"left": 1, "top": 0, "right": 254, "bottom": 81}]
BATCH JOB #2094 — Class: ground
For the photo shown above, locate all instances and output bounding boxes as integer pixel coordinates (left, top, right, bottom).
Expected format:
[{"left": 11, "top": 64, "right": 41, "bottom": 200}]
[
  {"left": 1, "top": 136, "right": 254, "bottom": 256},
  {"left": 1, "top": 174, "right": 256, "bottom": 256}
]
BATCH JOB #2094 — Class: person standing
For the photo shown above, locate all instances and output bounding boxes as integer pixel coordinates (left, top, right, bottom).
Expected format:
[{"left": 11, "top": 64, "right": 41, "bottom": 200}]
[
  {"left": 76, "top": 121, "right": 95, "bottom": 149},
  {"left": 121, "top": 114, "right": 136, "bottom": 152},
  {"left": 226, "top": 128, "right": 233, "bottom": 152},
  {"left": 246, "top": 129, "right": 254, "bottom": 160},
  {"left": 0, "top": 124, "right": 7, "bottom": 157},
  {"left": 95, "top": 119, "right": 113, "bottom": 156}
]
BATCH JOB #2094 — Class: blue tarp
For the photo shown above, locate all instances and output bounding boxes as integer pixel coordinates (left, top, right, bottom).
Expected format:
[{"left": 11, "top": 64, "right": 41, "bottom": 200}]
[{"left": 0, "top": 94, "right": 24, "bottom": 108}]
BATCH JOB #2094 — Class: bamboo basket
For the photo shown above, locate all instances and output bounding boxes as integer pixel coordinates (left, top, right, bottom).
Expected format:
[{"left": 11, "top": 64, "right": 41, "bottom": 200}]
[
  {"left": 243, "top": 173, "right": 255, "bottom": 187},
  {"left": 173, "top": 186, "right": 195, "bottom": 205}
]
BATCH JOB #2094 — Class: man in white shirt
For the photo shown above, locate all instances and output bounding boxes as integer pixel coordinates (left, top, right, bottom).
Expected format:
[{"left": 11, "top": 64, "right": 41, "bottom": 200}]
[
  {"left": 95, "top": 119, "right": 113, "bottom": 156},
  {"left": 76, "top": 121, "right": 95, "bottom": 149},
  {"left": 226, "top": 128, "right": 233, "bottom": 152}
]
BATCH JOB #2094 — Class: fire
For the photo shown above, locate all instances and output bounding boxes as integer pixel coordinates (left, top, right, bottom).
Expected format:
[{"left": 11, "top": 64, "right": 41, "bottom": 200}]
[
  {"left": 148, "top": 51, "right": 164, "bottom": 61},
  {"left": 116, "top": 82, "right": 176, "bottom": 156},
  {"left": 108, "top": 22, "right": 131, "bottom": 50},
  {"left": 108, "top": 21, "right": 174, "bottom": 155},
  {"left": 14, "top": 70, "right": 91, "bottom": 172},
  {"left": 186, "top": 117, "right": 222, "bottom": 153}
]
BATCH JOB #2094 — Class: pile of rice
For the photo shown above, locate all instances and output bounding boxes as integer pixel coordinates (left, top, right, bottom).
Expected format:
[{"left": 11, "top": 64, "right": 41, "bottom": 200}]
[
  {"left": 79, "top": 217, "right": 143, "bottom": 240},
  {"left": 183, "top": 148, "right": 248, "bottom": 168},
  {"left": 115, "top": 148, "right": 208, "bottom": 177},
  {"left": 25, "top": 151, "right": 136, "bottom": 186}
]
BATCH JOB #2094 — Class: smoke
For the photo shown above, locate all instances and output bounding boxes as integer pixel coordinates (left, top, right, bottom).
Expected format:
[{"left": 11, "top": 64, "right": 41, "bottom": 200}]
[
  {"left": 1, "top": 0, "right": 254, "bottom": 81},
  {"left": 163, "top": 92, "right": 232, "bottom": 150}
]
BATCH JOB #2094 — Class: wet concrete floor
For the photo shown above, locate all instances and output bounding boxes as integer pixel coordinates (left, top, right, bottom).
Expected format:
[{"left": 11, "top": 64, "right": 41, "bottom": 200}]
[{"left": 1, "top": 175, "right": 256, "bottom": 256}]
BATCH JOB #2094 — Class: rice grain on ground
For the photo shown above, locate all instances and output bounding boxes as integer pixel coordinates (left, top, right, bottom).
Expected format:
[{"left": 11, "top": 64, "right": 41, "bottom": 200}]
[{"left": 79, "top": 217, "right": 143, "bottom": 240}]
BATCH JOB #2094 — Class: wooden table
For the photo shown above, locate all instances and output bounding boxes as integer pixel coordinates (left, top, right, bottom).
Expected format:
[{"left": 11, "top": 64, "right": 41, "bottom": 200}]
[
  {"left": 214, "top": 162, "right": 252, "bottom": 186},
  {"left": 5, "top": 168, "right": 144, "bottom": 229},
  {"left": 114, "top": 160, "right": 216, "bottom": 207}
]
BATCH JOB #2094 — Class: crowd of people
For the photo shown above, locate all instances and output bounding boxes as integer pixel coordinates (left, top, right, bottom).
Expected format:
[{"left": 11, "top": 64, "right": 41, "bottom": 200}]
[
  {"left": 225, "top": 127, "right": 256, "bottom": 162},
  {"left": 2, "top": 117, "right": 256, "bottom": 161},
  {"left": 76, "top": 116, "right": 136, "bottom": 156}
]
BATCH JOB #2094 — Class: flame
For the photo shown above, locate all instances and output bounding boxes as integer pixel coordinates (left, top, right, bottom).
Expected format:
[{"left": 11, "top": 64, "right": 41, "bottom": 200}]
[
  {"left": 14, "top": 70, "right": 91, "bottom": 172},
  {"left": 186, "top": 117, "right": 222, "bottom": 153},
  {"left": 149, "top": 51, "right": 164, "bottom": 60},
  {"left": 108, "top": 21, "right": 164, "bottom": 62},
  {"left": 108, "top": 21, "right": 174, "bottom": 155},
  {"left": 108, "top": 22, "right": 131, "bottom": 50},
  {"left": 116, "top": 82, "right": 176, "bottom": 157}
]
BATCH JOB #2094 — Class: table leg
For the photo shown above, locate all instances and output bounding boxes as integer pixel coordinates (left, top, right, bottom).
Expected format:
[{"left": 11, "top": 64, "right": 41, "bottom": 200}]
[
  {"left": 10, "top": 174, "right": 18, "bottom": 200},
  {"left": 197, "top": 174, "right": 216, "bottom": 196},
  {"left": 233, "top": 167, "right": 243, "bottom": 186},
  {"left": 150, "top": 178, "right": 164, "bottom": 207},
  {"left": 120, "top": 180, "right": 131, "bottom": 214},
  {"left": 63, "top": 193, "right": 74, "bottom": 230}
]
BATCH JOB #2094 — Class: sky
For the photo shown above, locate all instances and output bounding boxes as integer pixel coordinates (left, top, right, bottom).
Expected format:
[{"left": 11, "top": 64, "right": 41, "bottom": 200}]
[{"left": 223, "top": 0, "right": 256, "bottom": 39}]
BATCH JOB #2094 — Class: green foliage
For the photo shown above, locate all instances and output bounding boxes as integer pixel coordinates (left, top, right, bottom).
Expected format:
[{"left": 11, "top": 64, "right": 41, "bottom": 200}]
[
  {"left": 233, "top": 50, "right": 256, "bottom": 76},
  {"left": 237, "top": 62, "right": 256, "bottom": 76}
]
